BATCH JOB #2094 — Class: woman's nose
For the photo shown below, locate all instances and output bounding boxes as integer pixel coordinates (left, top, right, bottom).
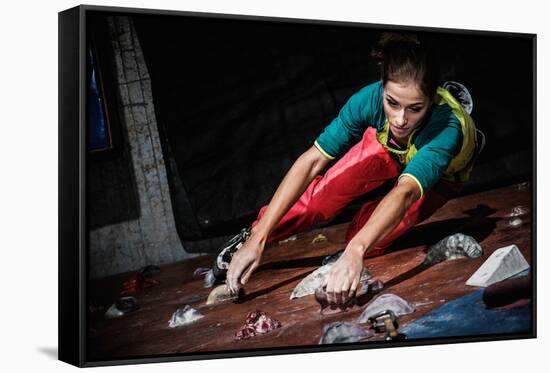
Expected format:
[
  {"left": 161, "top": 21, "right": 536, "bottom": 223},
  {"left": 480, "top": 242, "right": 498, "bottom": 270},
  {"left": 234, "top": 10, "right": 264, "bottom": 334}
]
[{"left": 395, "top": 110, "right": 408, "bottom": 126}]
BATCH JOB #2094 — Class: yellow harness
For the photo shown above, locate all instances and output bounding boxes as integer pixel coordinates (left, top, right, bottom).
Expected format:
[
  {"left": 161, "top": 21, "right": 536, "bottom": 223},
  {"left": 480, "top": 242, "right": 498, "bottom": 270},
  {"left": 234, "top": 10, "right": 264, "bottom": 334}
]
[{"left": 376, "top": 86, "right": 478, "bottom": 183}]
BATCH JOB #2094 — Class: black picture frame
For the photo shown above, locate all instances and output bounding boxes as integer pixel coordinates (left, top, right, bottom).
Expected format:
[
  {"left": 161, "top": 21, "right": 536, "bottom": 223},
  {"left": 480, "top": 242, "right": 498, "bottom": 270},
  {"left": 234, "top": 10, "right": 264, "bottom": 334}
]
[{"left": 59, "top": 4, "right": 536, "bottom": 368}]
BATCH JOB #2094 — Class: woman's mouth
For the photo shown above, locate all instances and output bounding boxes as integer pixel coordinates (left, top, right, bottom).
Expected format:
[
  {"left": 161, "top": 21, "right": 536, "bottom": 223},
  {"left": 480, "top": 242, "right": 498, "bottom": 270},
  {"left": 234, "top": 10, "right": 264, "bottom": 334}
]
[{"left": 391, "top": 125, "right": 409, "bottom": 136}]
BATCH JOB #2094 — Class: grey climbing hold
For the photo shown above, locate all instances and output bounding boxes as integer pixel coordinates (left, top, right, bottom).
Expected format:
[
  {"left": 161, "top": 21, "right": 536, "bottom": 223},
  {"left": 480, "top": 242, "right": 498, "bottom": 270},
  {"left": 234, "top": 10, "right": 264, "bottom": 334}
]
[
  {"left": 315, "top": 277, "right": 384, "bottom": 311},
  {"left": 278, "top": 235, "right": 298, "bottom": 244},
  {"left": 424, "top": 233, "right": 483, "bottom": 266},
  {"left": 290, "top": 259, "right": 371, "bottom": 299},
  {"left": 203, "top": 269, "right": 217, "bottom": 288},
  {"left": 321, "top": 251, "right": 343, "bottom": 266},
  {"left": 357, "top": 294, "right": 415, "bottom": 324},
  {"left": 508, "top": 218, "right": 523, "bottom": 228},
  {"left": 319, "top": 322, "right": 373, "bottom": 344},
  {"left": 139, "top": 264, "right": 161, "bottom": 277},
  {"left": 508, "top": 206, "right": 529, "bottom": 217},
  {"left": 168, "top": 305, "right": 204, "bottom": 328},
  {"left": 104, "top": 296, "right": 139, "bottom": 319}
]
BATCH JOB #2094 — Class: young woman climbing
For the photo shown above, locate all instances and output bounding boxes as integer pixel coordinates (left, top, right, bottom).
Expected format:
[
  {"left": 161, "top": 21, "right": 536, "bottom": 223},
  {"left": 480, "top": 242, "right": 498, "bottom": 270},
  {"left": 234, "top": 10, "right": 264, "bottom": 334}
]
[{"left": 214, "top": 33, "right": 478, "bottom": 307}]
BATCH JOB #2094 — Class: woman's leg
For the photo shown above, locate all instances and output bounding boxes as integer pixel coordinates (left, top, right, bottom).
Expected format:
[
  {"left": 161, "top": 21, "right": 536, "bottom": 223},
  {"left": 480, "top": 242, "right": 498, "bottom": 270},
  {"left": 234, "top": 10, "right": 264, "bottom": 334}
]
[
  {"left": 253, "top": 128, "right": 403, "bottom": 244},
  {"left": 344, "top": 180, "right": 463, "bottom": 258}
]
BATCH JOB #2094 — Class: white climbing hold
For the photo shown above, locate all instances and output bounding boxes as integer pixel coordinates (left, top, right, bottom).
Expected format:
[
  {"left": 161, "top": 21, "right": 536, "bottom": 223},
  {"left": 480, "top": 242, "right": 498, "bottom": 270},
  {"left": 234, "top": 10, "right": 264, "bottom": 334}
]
[{"left": 466, "top": 245, "right": 530, "bottom": 287}]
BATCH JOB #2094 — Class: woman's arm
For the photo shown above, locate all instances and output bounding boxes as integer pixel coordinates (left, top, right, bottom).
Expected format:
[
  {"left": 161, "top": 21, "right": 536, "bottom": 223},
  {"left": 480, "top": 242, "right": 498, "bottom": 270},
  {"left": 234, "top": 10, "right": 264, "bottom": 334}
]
[
  {"left": 325, "top": 175, "right": 421, "bottom": 305},
  {"left": 347, "top": 175, "right": 421, "bottom": 257},
  {"left": 252, "top": 146, "right": 330, "bottom": 241},
  {"left": 226, "top": 145, "right": 331, "bottom": 294}
]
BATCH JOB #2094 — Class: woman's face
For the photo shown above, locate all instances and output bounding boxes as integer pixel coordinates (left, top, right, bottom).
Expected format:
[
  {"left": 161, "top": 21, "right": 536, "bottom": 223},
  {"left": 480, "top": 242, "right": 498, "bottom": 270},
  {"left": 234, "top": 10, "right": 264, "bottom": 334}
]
[{"left": 383, "top": 80, "right": 432, "bottom": 143}]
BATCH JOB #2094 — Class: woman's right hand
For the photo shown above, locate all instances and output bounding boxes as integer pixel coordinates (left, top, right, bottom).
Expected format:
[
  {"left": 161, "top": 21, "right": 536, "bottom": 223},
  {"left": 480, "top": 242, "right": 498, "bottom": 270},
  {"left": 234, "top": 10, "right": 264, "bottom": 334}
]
[{"left": 226, "top": 232, "right": 266, "bottom": 295}]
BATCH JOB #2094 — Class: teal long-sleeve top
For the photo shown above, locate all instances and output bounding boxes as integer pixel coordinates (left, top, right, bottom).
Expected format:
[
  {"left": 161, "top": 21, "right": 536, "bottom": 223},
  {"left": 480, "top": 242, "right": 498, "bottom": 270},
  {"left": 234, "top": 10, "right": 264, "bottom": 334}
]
[{"left": 314, "top": 80, "right": 478, "bottom": 197}]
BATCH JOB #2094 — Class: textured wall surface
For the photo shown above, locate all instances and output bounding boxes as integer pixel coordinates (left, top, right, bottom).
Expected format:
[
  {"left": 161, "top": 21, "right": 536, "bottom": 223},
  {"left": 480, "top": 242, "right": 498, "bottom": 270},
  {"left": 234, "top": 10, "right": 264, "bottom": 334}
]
[{"left": 88, "top": 16, "right": 198, "bottom": 279}]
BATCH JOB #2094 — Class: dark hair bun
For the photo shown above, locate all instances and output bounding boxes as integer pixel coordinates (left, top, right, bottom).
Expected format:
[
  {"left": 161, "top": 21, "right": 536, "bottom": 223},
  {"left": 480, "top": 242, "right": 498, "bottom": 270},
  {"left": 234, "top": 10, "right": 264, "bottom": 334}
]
[
  {"left": 379, "top": 32, "right": 420, "bottom": 46},
  {"left": 371, "top": 32, "right": 421, "bottom": 61}
]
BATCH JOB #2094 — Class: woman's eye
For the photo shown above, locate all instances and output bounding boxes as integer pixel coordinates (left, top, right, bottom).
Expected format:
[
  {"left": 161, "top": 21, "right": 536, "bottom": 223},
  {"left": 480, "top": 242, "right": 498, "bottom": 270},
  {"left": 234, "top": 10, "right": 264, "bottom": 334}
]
[
  {"left": 387, "top": 100, "right": 398, "bottom": 107},
  {"left": 408, "top": 107, "right": 421, "bottom": 113}
]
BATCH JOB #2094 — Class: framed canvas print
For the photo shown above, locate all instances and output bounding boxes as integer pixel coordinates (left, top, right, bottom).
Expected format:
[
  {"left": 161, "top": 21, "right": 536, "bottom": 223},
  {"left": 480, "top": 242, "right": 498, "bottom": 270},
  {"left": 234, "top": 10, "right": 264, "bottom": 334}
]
[{"left": 58, "top": 4, "right": 536, "bottom": 367}]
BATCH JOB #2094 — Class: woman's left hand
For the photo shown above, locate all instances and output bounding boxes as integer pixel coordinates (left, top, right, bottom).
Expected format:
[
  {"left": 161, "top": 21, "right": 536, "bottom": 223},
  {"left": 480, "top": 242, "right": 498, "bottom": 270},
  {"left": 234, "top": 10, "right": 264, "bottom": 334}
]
[{"left": 324, "top": 246, "right": 365, "bottom": 306}]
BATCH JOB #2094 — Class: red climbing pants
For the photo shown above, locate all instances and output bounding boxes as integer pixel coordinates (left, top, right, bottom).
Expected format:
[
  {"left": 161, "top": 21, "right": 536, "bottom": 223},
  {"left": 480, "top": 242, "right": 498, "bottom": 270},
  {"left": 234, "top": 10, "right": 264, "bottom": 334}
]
[{"left": 252, "top": 128, "right": 462, "bottom": 258}]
